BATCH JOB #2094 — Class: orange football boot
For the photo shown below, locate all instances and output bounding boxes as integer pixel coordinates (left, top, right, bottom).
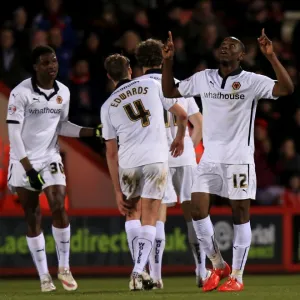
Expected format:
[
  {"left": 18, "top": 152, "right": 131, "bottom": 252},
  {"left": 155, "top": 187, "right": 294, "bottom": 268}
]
[
  {"left": 218, "top": 277, "right": 244, "bottom": 292},
  {"left": 202, "top": 262, "right": 231, "bottom": 292}
]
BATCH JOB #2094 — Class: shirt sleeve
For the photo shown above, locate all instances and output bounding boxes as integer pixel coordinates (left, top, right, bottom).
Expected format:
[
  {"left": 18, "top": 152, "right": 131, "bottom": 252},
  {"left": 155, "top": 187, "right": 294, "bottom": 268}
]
[
  {"left": 6, "top": 91, "right": 27, "bottom": 124},
  {"left": 100, "top": 104, "right": 117, "bottom": 140},
  {"left": 156, "top": 81, "right": 178, "bottom": 110},
  {"left": 60, "top": 91, "right": 70, "bottom": 121},
  {"left": 177, "top": 72, "right": 203, "bottom": 97},
  {"left": 252, "top": 73, "right": 278, "bottom": 100},
  {"left": 187, "top": 97, "right": 200, "bottom": 116}
]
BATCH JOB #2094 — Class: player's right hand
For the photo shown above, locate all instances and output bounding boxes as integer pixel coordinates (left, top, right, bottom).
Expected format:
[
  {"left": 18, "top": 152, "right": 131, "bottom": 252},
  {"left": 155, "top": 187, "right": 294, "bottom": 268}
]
[
  {"left": 116, "top": 192, "right": 133, "bottom": 216},
  {"left": 170, "top": 137, "right": 184, "bottom": 157},
  {"left": 162, "top": 31, "right": 175, "bottom": 60},
  {"left": 26, "top": 168, "right": 45, "bottom": 190}
]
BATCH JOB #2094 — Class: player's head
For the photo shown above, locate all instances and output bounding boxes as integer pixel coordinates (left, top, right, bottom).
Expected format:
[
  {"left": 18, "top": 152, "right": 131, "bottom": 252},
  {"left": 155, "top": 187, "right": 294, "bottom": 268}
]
[
  {"left": 32, "top": 45, "right": 58, "bottom": 80},
  {"left": 218, "top": 37, "right": 245, "bottom": 65},
  {"left": 104, "top": 54, "right": 132, "bottom": 83},
  {"left": 135, "top": 39, "right": 164, "bottom": 69}
]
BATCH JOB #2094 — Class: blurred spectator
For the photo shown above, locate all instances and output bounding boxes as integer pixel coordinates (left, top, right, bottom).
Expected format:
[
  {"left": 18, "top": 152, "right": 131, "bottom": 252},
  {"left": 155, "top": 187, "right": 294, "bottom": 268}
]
[
  {"left": 90, "top": 4, "right": 121, "bottom": 53},
  {"left": 11, "top": 7, "right": 31, "bottom": 54},
  {"left": 114, "top": 30, "right": 141, "bottom": 77},
  {"left": 173, "top": 37, "right": 189, "bottom": 79},
  {"left": 48, "top": 27, "right": 72, "bottom": 83},
  {"left": 130, "top": 9, "right": 152, "bottom": 40},
  {"left": 185, "top": 0, "right": 227, "bottom": 41},
  {"left": 33, "top": 0, "right": 76, "bottom": 48},
  {"left": 68, "top": 59, "right": 100, "bottom": 127},
  {"left": 276, "top": 139, "right": 300, "bottom": 186},
  {"left": 73, "top": 32, "right": 106, "bottom": 84},
  {"left": 0, "top": 27, "right": 28, "bottom": 88},
  {"left": 242, "top": 39, "right": 259, "bottom": 70},
  {"left": 281, "top": 174, "right": 300, "bottom": 206}
]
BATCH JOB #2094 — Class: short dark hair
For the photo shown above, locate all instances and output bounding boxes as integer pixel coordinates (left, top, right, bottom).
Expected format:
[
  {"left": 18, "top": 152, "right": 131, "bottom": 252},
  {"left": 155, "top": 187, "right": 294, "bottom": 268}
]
[
  {"left": 32, "top": 45, "right": 55, "bottom": 65},
  {"left": 104, "top": 54, "right": 130, "bottom": 81},
  {"left": 136, "top": 39, "right": 163, "bottom": 68}
]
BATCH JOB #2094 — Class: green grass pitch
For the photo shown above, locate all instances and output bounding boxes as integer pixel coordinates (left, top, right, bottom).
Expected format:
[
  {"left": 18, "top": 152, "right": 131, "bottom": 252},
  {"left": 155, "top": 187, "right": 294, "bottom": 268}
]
[{"left": 0, "top": 275, "right": 300, "bottom": 300}]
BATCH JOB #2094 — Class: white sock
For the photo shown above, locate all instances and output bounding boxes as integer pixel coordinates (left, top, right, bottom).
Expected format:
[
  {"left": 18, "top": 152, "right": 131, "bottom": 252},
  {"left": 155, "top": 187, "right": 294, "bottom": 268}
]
[
  {"left": 192, "top": 216, "right": 225, "bottom": 269},
  {"left": 132, "top": 225, "right": 156, "bottom": 274},
  {"left": 52, "top": 224, "right": 71, "bottom": 269},
  {"left": 125, "top": 220, "right": 141, "bottom": 264},
  {"left": 149, "top": 221, "right": 166, "bottom": 281},
  {"left": 26, "top": 233, "right": 49, "bottom": 281},
  {"left": 232, "top": 222, "right": 251, "bottom": 283},
  {"left": 187, "top": 221, "right": 207, "bottom": 279}
]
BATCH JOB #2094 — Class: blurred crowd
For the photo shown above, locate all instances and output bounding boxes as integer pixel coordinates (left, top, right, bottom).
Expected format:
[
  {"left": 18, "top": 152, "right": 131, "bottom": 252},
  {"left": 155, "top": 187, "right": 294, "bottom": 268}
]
[{"left": 1, "top": 0, "right": 300, "bottom": 206}]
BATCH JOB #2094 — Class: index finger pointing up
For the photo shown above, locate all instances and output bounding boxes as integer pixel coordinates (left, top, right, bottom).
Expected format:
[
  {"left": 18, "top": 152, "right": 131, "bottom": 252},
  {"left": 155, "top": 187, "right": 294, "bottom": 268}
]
[
  {"left": 261, "top": 28, "right": 265, "bottom": 36},
  {"left": 168, "top": 31, "right": 173, "bottom": 42}
]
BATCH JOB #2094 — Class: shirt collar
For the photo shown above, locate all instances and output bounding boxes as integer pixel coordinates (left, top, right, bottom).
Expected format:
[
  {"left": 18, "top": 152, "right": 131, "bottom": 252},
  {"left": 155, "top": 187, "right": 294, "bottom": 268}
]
[
  {"left": 145, "top": 68, "right": 162, "bottom": 75},
  {"left": 115, "top": 79, "right": 131, "bottom": 90},
  {"left": 218, "top": 66, "right": 243, "bottom": 78},
  {"left": 218, "top": 67, "right": 243, "bottom": 89},
  {"left": 31, "top": 77, "right": 59, "bottom": 101}
]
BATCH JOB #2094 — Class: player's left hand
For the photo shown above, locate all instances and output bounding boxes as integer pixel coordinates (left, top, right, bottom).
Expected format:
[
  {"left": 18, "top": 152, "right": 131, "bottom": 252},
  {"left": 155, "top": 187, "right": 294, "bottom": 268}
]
[
  {"left": 94, "top": 124, "right": 103, "bottom": 141},
  {"left": 170, "top": 137, "right": 184, "bottom": 157},
  {"left": 257, "top": 28, "right": 274, "bottom": 58}
]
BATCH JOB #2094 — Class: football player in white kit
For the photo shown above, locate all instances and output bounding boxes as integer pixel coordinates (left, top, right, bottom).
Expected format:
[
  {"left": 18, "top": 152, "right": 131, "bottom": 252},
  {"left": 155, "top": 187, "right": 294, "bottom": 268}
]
[
  {"left": 100, "top": 54, "right": 188, "bottom": 291},
  {"left": 6, "top": 46, "right": 100, "bottom": 292},
  {"left": 161, "top": 29, "right": 294, "bottom": 292},
  {"left": 134, "top": 39, "right": 208, "bottom": 289}
]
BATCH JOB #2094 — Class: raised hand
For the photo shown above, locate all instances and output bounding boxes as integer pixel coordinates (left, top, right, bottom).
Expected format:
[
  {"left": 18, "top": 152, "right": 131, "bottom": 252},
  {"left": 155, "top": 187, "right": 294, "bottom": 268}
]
[
  {"left": 162, "top": 31, "right": 175, "bottom": 60},
  {"left": 257, "top": 28, "right": 274, "bottom": 58}
]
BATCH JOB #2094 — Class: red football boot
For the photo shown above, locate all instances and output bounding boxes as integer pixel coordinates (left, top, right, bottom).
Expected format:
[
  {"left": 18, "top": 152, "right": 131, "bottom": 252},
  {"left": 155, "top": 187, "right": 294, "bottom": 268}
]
[
  {"left": 218, "top": 277, "right": 244, "bottom": 292},
  {"left": 202, "top": 262, "right": 230, "bottom": 292}
]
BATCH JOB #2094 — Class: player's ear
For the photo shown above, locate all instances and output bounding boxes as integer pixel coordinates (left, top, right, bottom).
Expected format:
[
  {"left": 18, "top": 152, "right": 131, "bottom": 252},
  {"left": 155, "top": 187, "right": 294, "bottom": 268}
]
[
  {"left": 128, "top": 67, "right": 132, "bottom": 76},
  {"left": 107, "top": 73, "right": 112, "bottom": 81},
  {"left": 238, "top": 51, "right": 245, "bottom": 62},
  {"left": 33, "top": 63, "right": 37, "bottom": 72}
]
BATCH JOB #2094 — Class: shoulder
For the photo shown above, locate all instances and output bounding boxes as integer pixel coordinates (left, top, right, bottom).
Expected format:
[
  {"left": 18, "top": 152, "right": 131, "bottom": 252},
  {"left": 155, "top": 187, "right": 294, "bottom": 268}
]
[
  {"left": 101, "top": 97, "right": 112, "bottom": 113},
  {"left": 56, "top": 80, "right": 70, "bottom": 94},
  {"left": 10, "top": 78, "right": 32, "bottom": 99}
]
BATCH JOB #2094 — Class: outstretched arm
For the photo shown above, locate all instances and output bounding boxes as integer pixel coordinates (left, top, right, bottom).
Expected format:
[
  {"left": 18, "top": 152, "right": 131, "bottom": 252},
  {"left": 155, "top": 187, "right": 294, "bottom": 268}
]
[
  {"left": 258, "top": 28, "right": 294, "bottom": 97},
  {"left": 162, "top": 31, "right": 182, "bottom": 98}
]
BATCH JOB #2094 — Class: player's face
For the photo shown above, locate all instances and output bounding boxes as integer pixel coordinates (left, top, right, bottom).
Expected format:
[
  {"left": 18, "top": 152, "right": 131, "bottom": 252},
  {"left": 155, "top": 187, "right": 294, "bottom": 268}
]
[
  {"left": 219, "top": 38, "right": 244, "bottom": 64},
  {"left": 35, "top": 53, "right": 59, "bottom": 80}
]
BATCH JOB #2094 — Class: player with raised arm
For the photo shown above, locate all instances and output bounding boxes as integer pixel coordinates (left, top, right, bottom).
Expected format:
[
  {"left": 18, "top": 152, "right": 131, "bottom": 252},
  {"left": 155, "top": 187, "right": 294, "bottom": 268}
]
[
  {"left": 161, "top": 29, "right": 294, "bottom": 292},
  {"left": 100, "top": 54, "right": 187, "bottom": 291},
  {"left": 6, "top": 46, "right": 100, "bottom": 292},
  {"left": 134, "top": 39, "right": 208, "bottom": 289}
]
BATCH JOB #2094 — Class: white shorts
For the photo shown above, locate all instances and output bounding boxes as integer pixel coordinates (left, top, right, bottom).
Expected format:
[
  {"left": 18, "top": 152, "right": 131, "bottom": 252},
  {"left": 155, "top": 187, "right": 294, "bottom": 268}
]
[
  {"left": 192, "top": 161, "right": 256, "bottom": 200},
  {"left": 119, "top": 162, "right": 168, "bottom": 200},
  {"left": 162, "top": 165, "right": 195, "bottom": 206},
  {"left": 7, "top": 154, "right": 66, "bottom": 193}
]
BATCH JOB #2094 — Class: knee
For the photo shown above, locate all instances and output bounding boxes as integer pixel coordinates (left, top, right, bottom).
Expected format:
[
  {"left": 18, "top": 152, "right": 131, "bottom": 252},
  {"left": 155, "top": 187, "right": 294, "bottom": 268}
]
[
  {"left": 191, "top": 199, "right": 209, "bottom": 221},
  {"left": 232, "top": 204, "right": 250, "bottom": 224},
  {"left": 49, "top": 192, "right": 66, "bottom": 215},
  {"left": 24, "top": 205, "right": 42, "bottom": 223}
]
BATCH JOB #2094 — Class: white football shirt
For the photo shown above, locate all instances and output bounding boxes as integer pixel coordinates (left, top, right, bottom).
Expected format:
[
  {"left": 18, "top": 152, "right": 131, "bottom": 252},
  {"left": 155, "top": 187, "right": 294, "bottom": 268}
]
[
  {"left": 101, "top": 78, "right": 177, "bottom": 169},
  {"left": 138, "top": 70, "right": 199, "bottom": 167},
  {"left": 6, "top": 77, "right": 70, "bottom": 163},
  {"left": 177, "top": 68, "right": 278, "bottom": 164}
]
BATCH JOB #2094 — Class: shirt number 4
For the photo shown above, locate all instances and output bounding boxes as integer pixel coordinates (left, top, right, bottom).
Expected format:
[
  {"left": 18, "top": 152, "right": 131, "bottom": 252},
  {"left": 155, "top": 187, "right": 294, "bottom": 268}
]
[{"left": 123, "top": 99, "right": 151, "bottom": 127}]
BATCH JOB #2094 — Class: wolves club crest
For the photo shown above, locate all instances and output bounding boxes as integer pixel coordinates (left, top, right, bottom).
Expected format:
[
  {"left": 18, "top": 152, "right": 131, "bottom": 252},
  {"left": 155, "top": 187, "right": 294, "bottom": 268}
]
[
  {"left": 232, "top": 82, "right": 241, "bottom": 90},
  {"left": 56, "top": 96, "right": 63, "bottom": 104}
]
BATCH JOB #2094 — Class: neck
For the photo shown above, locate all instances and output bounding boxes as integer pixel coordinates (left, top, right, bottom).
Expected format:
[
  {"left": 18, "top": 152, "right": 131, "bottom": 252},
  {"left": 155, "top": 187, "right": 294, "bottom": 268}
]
[
  {"left": 36, "top": 75, "right": 55, "bottom": 89},
  {"left": 143, "top": 65, "right": 162, "bottom": 74},
  {"left": 219, "top": 62, "right": 240, "bottom": 78},
  {"left": 114, "top": 77, "right": 130, "bottom": 88}
]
